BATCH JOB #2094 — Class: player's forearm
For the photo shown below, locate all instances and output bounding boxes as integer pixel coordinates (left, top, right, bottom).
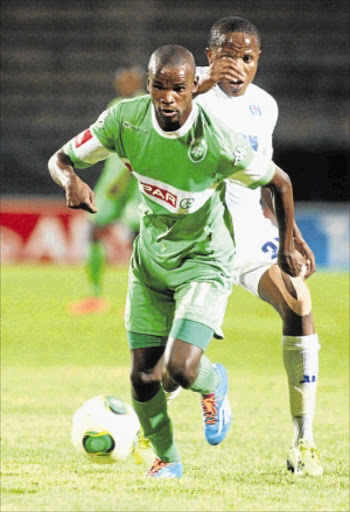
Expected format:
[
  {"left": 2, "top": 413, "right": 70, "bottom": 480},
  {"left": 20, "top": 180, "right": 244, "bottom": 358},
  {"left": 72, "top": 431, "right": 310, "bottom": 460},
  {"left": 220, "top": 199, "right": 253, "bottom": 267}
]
[
  {"left": 48, "top": 150, "right": 77, "bottom": 189},
  {"left": 292, "top": 220, "right": 305, "bottom": 241},
  {"left": 262, "top": 187, "right": 304, "bottom": 241},
  {"left": 264, "top": 166, "right": 295, "bottom": 254}
]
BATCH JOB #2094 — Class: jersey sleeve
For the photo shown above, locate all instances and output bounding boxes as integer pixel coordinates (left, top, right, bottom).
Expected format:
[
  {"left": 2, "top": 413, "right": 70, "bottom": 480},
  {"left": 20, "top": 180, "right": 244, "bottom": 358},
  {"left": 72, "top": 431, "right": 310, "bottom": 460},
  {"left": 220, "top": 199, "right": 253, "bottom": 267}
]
[
  {"left": 216, "top": 130, "right": 276, "bottom": 189},
  {"left": 62, "top": 103, "right": 125, "bottom": 169}
]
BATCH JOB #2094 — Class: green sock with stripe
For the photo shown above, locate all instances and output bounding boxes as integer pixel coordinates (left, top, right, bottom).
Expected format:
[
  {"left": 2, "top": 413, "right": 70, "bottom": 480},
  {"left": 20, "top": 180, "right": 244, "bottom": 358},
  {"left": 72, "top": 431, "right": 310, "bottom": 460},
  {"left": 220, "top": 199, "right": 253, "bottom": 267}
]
[
  {"left": 188, "top": 355, "right": 219, "bottom": 395},
  {"left": 132, "top": 388, "right": 181, "bottom": 462}
]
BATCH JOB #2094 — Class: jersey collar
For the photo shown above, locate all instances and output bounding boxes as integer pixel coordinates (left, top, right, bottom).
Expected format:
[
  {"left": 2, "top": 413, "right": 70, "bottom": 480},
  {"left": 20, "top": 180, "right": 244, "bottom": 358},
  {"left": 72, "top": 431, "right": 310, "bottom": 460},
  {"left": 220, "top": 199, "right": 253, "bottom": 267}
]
[{"left": 151, "top": 102, "right": 198, "bottom": 139}]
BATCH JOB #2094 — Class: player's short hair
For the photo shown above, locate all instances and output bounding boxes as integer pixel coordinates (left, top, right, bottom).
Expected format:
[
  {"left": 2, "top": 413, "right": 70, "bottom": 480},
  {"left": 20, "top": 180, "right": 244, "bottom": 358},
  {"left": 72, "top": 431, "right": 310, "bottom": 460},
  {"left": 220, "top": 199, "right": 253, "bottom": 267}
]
[
  {"left": 208, "top": 16, "right": 261, "bottom": 49},
  {"left": 148, "top": 45, "right": 196, "bottom": 75}
]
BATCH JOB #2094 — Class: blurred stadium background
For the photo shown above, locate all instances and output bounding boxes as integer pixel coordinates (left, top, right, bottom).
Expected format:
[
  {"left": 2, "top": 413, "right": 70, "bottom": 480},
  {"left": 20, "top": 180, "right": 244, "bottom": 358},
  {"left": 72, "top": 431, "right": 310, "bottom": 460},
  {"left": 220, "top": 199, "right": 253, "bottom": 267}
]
[
  {"left": 1, "top": 0, "right": 349, "bottom": 269},
  {"left": 1, "top": 4, "right": 349, "bottom": 509}
]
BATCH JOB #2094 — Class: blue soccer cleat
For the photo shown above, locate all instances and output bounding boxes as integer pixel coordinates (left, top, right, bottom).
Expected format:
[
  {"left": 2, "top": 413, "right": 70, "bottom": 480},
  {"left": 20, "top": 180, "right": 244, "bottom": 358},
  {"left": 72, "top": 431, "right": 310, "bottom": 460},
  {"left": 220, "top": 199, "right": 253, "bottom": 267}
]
[
  {"left": 201, "top": 363, "right": 232, "bottom": 445},
  {"left": 147, "top": 457, "right": 183, "bottom": 478}
]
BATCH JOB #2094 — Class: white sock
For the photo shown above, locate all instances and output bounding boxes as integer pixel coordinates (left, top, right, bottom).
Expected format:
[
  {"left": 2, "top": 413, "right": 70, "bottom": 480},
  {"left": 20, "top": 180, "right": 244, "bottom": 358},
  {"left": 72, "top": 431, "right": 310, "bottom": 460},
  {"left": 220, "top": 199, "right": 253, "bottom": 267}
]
[{"left": 282, "top": 334, "right": 320, "bottom": 447}]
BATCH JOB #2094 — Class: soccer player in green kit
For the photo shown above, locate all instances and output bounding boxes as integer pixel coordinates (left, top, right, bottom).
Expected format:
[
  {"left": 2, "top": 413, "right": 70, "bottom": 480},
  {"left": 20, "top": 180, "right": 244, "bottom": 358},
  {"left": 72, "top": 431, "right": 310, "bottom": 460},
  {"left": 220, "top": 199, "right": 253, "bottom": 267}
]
[
  {"left": 67, "top": 66, "right": 144, "bottom": 315},
  {"left": 48, "top": 45, "right": 305, "bottom": 478}
]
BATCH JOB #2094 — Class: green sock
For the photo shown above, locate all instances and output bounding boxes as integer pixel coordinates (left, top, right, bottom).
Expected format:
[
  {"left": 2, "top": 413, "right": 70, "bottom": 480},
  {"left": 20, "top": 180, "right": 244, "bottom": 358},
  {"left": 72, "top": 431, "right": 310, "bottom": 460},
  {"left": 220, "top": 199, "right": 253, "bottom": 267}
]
[
  {"left": 132, "top": 388, "right": 181, "bottom": 462},
  {"left": 86, "top": 241, "right": 105, "bottom": 296},
  {"left": 188, "top": 355, "right": 219, "bottom": 395}
]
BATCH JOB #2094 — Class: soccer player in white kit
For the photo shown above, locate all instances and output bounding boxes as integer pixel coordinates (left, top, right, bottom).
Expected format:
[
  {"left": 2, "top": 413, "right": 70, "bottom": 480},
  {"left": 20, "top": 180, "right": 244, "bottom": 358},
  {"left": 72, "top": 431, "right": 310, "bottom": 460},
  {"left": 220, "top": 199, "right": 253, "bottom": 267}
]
[{"left": 194, "top": 16, "right": 322, "bottom": 476}]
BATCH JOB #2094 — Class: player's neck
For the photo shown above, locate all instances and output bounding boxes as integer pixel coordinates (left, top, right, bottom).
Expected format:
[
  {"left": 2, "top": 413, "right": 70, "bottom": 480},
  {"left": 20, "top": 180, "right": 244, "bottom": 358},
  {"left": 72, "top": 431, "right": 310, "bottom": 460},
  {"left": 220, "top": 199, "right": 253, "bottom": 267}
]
[{"left": 151, "top": 103, "right": 198, "bottom": 139}]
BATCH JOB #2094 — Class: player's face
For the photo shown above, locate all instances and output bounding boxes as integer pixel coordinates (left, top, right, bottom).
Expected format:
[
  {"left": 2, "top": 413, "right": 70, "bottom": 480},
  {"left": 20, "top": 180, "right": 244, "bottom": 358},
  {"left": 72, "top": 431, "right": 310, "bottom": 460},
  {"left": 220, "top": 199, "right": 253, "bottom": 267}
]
[
  {"left": 207, "top": 32, "right": 261, "bottom": 96},
  {"left": 148, "top": 65, "right": 198, "bottom": 131}
]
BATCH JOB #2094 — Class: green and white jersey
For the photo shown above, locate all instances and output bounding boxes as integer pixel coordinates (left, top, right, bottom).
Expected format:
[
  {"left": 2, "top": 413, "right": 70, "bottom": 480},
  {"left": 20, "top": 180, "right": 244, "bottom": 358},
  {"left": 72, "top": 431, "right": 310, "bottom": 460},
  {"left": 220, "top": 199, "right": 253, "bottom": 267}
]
[{"left": 63, "top": 95, "right": 275, "bottom": 270}]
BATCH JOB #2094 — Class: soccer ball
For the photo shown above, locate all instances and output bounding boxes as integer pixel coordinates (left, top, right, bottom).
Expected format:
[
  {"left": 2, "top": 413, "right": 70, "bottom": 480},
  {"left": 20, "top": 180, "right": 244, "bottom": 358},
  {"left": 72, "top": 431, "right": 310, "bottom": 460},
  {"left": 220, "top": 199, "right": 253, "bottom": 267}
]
[{"left": 71, "top": 395, "right": 140, "bottom": 464}]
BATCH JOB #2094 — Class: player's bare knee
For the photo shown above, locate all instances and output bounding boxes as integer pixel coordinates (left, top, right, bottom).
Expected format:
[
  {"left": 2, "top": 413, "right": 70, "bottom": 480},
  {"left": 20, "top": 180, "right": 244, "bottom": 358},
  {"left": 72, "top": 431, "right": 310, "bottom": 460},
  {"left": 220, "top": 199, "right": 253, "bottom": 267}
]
[
  {"left": 261, "top": 266, "right": 312, "bottom": 317},
  {"left": 284, "top": 276, "right": 312, "bottom": 317},
  {"left": 162, "top": 369, "right": 178, "bottom": 392},
  {"left": 130, "top": 368, "right": 161, "bottom": 390},
  {"left": 166, "top": 358, "right": 197, "bottom": 389}
]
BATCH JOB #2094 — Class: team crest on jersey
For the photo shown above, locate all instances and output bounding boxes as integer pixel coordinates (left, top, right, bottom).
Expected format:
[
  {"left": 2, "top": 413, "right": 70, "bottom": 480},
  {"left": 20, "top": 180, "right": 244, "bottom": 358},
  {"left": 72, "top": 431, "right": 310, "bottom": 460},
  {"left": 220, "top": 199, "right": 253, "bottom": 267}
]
[
  {"left": 249, "top": 104, "right": 262, "bottom": 116},
  {"left": 188, "top": 138, "right": 207, "bottom": 163}
]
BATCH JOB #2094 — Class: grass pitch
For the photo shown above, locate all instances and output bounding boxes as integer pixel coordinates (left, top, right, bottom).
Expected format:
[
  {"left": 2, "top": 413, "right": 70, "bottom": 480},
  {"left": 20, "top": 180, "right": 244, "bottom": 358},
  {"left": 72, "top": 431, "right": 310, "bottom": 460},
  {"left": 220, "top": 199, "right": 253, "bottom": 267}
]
[{"left": 1, "top": 265, "right": 349, "bottom": 512}]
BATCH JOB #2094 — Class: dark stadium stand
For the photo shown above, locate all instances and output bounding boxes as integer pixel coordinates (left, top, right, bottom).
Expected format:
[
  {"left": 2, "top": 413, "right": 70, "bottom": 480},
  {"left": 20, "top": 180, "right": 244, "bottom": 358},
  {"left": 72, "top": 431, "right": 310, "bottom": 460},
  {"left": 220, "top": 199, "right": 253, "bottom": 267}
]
[{"left": 1, "top": 0, "right": 349, "bottom": 198}]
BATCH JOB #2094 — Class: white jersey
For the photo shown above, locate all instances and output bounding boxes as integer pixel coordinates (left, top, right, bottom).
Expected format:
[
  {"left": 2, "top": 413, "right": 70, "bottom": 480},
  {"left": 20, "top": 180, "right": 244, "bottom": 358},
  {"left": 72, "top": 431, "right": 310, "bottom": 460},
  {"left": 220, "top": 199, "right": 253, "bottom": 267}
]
[
  {"left": 195, "top": 66, "right": 278, "bottom": 220},
  {"left": 195, "top": 67, "right": 280, "bottom": 293}
]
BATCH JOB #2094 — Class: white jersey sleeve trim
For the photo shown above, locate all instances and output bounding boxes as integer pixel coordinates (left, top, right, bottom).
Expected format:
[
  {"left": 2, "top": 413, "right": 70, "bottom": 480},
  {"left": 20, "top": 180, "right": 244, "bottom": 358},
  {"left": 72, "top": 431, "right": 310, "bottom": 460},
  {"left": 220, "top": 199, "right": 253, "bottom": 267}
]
[{"left": 64, "top": 127, "right": 113, "bottom": 165}]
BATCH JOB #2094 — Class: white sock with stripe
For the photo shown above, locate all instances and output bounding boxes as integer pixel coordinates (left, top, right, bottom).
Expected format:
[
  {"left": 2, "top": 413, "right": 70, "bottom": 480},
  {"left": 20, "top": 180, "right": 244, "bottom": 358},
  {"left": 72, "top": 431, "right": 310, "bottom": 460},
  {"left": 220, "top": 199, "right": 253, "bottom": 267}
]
[{"left": 282, "top": 334, "right": 320, "bottom": 447}]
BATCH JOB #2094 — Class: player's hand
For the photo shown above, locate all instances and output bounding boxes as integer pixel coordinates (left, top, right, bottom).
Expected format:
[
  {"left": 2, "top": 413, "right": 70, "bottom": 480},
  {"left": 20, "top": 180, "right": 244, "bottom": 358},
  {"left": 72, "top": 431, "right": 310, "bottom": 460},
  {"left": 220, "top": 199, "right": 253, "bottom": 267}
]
[
  {"left": 65, "top": 174, "right": 98, "bottom": 213},
  {"left": 197, "top": 57, "right": 245, "bottom": 94},
  {"left": 293, "top": 237, "right": 316, "bottom": 278},
  {"left": 277, "top": 247, "right": 305, "bottom": 277}
]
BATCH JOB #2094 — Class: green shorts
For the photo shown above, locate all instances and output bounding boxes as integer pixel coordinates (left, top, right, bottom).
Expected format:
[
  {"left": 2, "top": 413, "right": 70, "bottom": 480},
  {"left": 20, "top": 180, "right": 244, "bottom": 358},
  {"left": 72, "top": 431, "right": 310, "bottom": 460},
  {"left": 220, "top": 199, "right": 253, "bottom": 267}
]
[{"left": 125, "top": 241, "right": 232, "bottom": 350}]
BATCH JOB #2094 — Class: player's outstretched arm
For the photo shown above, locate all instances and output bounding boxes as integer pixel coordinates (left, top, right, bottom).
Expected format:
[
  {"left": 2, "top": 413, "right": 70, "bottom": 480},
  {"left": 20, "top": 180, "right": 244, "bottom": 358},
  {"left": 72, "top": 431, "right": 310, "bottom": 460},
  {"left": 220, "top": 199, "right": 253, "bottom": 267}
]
[
  {"left": 48, "top": 149, "right": 97, "bottom": 213},
  {"left": 261, "top": 187, "right": 315, "bottom": 277},
  {"left": 263, "top": 166, "right": 304, "bottom": 277}
]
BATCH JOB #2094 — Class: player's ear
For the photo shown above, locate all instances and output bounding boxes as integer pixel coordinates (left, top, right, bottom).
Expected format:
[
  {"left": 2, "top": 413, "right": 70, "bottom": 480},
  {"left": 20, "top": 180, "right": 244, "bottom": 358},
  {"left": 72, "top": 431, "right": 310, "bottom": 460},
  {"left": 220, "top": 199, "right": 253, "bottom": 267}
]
[
  {"left": 192, "top": 76, "right": 199, "bottom": 95},
  {"left": 146, "top": 73, "right": 150, "bottom": 93},
  {"left": 206, "top": 48, "right": 212, "bottom": 64}
]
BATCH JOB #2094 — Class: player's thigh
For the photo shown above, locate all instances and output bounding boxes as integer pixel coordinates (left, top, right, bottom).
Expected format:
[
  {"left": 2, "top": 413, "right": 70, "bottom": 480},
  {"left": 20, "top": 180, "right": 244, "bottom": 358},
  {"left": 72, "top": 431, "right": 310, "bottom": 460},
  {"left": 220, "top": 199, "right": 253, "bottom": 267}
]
[
  {"left": 125, "top": 266, "right": 175, "bottom": 346},
  {"left": 232, "top": 219, "right": 279, "bottom": 297},
  {"left": 172, "top": 276, "right": 232, "bottom": 343}
]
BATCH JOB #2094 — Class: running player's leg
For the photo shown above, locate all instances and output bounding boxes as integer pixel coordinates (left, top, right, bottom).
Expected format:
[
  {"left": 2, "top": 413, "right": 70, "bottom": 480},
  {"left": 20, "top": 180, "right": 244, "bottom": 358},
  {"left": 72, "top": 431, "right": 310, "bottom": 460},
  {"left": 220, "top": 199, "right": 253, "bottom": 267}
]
[
  {"left": 257, "top": 267, "right": 322, "bottom": 476},
  {"left": 86, "top": 156, "right": 130, "bottom": 297},
  {"left": 163, "top": 275, "right": 232, "bottom": 447},
  {"left": 68, "top": 158, "right": 135, "bottom": 314},
  {"left": 126, "top": 260, "right": 183, "bottom": 477},
  {"left": 127, "top": 254, "right": 233, "bottom": 476},
  {"left": 231, "top": 210, "right": 322, "bottom": 475}
]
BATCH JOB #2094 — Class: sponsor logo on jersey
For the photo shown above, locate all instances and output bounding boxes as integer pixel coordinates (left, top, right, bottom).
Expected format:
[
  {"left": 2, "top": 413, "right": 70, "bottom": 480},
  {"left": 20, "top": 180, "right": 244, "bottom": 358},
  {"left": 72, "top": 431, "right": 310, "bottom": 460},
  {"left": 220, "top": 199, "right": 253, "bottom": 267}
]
[
  {"left": 188, "top": 138, "right": 208, "bottom": 163},
  {"left": 123, "top": 121, "right": 149, "bottom": 135},
  {"left": 249, "top": 104, "right": 262, "bottom": 116},
  {"left": 180, "top": 198, "right": 195, "bottom": 209},
  {"left": 140, "top": 182, "right": 177, "bottom": 207},
  {"left": 74, "top": 129, "right": 93, "bottom": 148},
  {"left": 133, "top": 170, "right": 214, "bottom": 214},
  {"left": 232, "top": 146, "right": 248, "bottom": 165}
]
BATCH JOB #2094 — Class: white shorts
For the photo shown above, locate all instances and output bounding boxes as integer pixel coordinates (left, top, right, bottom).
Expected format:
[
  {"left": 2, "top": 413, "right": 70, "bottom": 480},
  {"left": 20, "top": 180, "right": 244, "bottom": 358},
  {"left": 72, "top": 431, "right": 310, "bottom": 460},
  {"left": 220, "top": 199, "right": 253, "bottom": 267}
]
[{"left": 232, "top": 216, "right": 279, "bottom": 297}]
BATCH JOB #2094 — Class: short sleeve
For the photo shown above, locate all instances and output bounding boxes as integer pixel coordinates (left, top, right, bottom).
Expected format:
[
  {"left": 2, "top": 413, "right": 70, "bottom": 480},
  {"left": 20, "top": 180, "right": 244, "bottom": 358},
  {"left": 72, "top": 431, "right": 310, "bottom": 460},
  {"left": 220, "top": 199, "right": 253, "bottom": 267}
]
[{"left": 216, "top": 130, "right": 275, "bottom": 189}]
